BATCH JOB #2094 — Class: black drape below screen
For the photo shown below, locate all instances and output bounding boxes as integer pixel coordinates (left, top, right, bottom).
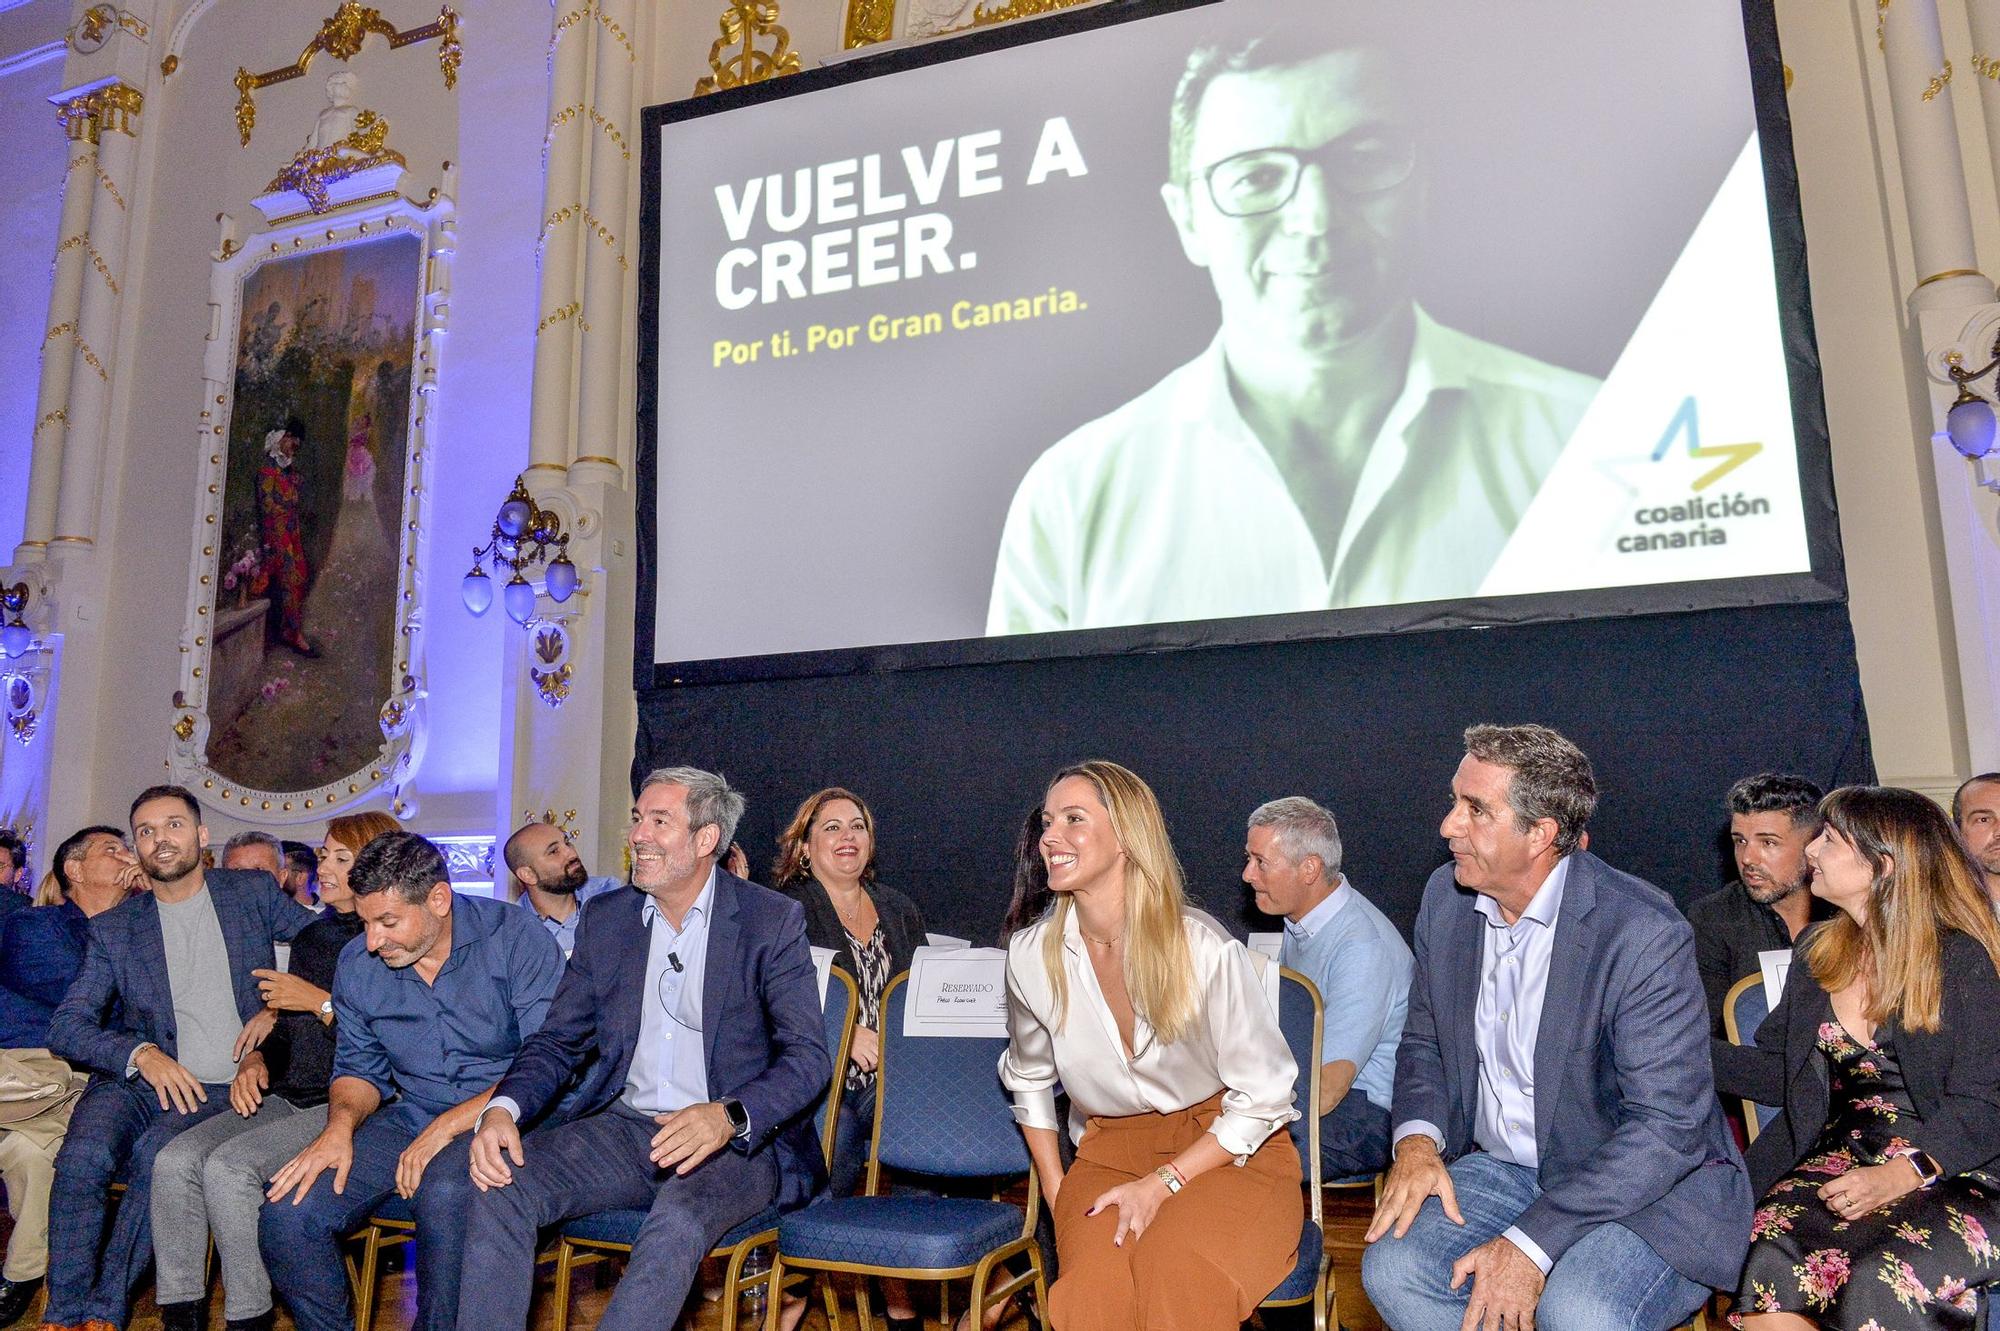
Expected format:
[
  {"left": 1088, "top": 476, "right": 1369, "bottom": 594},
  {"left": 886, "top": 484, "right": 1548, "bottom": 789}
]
[{"left": 634, "top": 600, "right": 1873, "bottom": 942}]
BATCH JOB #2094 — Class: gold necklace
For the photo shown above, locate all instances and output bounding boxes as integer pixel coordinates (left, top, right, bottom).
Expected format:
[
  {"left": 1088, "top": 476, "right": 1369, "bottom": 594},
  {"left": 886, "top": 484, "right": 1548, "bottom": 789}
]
[{"left": 1080, "top": 928, "right": 1122, "bottom": 946}]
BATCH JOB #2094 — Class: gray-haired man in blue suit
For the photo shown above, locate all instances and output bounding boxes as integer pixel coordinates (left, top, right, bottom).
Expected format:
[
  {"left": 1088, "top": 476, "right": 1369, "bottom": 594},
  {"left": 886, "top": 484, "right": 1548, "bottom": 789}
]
[
  {"left": 44, "top": 785, "right": 316, "bottom": 1331},
  {"left": 1360, "top": 725, "right": 1752, "bottom": 1331}
]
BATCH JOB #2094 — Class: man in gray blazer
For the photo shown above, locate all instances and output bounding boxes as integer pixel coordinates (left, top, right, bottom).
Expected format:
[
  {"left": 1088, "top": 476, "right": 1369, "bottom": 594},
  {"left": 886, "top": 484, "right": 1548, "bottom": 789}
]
[{"left": 1360, "top": 724, "right": 1751, "bottom": 1331}]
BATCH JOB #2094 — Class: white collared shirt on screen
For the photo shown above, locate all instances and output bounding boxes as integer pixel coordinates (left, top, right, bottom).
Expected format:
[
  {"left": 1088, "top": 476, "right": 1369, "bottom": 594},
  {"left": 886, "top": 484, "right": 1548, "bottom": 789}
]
[
  {"left": 986, "top": 308, "right": 1598, "bottom": 635},
  {"left": 997, "top": 906, "right": 1297, "bottom": 1161}
]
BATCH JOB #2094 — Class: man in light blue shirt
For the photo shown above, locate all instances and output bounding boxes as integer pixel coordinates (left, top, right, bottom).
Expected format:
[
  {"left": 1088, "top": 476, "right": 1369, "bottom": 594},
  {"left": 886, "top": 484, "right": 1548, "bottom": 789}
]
[
  {"left": 501, "top": 821, "right": 622, "bottom": 962},
  {"left": 1245, "top": 797, "right": 1411, "bottom": 1183}
]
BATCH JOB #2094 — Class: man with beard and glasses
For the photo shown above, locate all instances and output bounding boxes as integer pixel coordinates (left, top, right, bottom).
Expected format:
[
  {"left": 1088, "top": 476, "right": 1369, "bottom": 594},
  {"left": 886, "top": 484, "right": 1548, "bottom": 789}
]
[
  {"left": 502, "top": 822, "right": 622, "bottom": 963},
  {"left": 260, "top": 832, "right": 562, "bottom": 1331},
  {"left": 1685, "top": 773, "right": 1830, "bottom": 1035},
  {"left": 41, "top": 786, "right": 313, "bottom": 1331},
  {"left": 1951, "top": 772, "right": 2000, "bottom": 913}
]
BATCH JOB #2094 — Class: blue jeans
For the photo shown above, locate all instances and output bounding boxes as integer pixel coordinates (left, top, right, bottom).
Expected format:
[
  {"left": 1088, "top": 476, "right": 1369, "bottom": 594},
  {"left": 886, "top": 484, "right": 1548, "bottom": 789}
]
[
  {"left": 260, "top": 1100, "right": 476, "bottom": 1331},
  {"left": 1360, "top": 1152, "right": 1709, "bottom": 1331},
  {"left": 829, "top": 1091, "right": 873, "bottom": 1198},
  {"left": 46, "top": 1075, "right": 233, "bottom": 1327},
  {"left": 1319, "top": 1087, "right": 1392, "bottom": 1182}
]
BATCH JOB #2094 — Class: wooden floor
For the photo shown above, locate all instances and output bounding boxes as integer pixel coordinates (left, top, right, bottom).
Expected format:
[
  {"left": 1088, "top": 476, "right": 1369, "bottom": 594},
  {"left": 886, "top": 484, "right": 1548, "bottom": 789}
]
[{"left": 14, "top": 1192, "right": 1387, "bottom": 1331}]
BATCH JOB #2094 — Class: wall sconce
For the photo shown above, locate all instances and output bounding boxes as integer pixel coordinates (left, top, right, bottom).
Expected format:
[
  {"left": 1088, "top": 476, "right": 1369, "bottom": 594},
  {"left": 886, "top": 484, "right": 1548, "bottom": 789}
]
[
  {"left": 461, "top": 476, "right": 580, "bottom": 625},
  {"left": 0, "top": 584, "right": 35, "bottom": 660},
  {"left": 1944, "top": 329, "right": 2000, "bottom": 462}
]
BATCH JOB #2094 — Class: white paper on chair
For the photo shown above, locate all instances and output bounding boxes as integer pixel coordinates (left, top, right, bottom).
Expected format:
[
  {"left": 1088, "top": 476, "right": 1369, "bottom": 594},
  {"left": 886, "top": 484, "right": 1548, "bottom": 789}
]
[
  {"left": 1246, "top": 932, "right": 1283, "bottom": 964},
  {"left": 924, "top": 932, "right": 970, "bottom": 950},
  {"left": 902, "top": 945, "right": 1009, "bottom": 1037},
  {"left": 1758, "top": 948, "right": 1792, "bottom": 1010},
  {"left": 1243, "top": 946, "right": 1281, "bottom": 1017},
  {"left": 810, "top": 945, "right": 836, "bottom": 1009}
]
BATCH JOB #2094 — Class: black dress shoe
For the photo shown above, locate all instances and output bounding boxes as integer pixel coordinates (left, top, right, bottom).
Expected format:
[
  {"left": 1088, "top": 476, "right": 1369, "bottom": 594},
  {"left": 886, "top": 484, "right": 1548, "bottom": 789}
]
[
  {"left": 158, "top": 1300, "right": 206, "bottom": 1331},
  {"left": 223, "top": 1312, "right": 273, "bottom": 1331},
  {"left": 0, "top": 1276, "right": 39, "bottom": 1327}
]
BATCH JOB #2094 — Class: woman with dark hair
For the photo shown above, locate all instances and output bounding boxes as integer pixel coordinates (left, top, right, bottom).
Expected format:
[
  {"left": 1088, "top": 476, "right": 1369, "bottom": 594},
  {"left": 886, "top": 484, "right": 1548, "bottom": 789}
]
[
  {"left": 1721, "top": 786, "right": 2000, "bottom": 1330},
  {"left": 148, "top": 810, "right": 401, "bottom": 1331},
  {"left": 999, "top": 804, "right": 1052, "bottom": 944},
  {"left": 773, "top": 788, "right": 926, "bottom": 1329},
  {"left": 772, "top": 789, "right": 927, "bottom": 1191}
]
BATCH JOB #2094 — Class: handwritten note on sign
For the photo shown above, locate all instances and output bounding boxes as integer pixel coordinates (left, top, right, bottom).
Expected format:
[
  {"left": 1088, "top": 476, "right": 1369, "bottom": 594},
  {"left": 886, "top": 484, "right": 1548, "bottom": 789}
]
[{"left": 902, "top": 945, "right": 1010, "bottom": 1038}]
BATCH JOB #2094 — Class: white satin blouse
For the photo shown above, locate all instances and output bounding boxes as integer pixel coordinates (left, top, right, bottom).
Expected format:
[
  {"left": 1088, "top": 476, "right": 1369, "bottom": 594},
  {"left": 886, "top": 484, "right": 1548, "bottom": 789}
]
[{"left": 998, "top": 906, "right": 1298, "bottom": 1160}]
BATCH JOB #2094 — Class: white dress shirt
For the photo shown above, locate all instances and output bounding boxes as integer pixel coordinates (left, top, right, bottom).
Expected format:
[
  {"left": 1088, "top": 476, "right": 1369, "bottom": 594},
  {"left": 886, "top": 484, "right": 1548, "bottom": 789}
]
[
  {"left": 622, "top": 870, "right": 715, "bottom": 1116},
  {"left": 987, "top": 308, "right": 1598, "bottom": 634},
  {"left": 1395, "top": 855, "right": 1572, "bottom": 1273},
  {"left": 998, "top": 907, "right": 1298, "bottom": 1160}
]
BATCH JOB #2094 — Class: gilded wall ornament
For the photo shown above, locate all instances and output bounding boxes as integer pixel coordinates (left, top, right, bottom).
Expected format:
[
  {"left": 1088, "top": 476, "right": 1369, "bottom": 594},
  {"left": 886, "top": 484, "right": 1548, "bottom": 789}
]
[
  {"left": 233, "top": 1, "right": 461, "bottom": 147},
  {"left": 265, "top": 93, "right": 408, "bottom": 215},
  {"left": 971, "top": 0, "right": 1095, "bottom": 26},
  {"left": 695, "top": 0, "right": 801, "bottom": 96}
]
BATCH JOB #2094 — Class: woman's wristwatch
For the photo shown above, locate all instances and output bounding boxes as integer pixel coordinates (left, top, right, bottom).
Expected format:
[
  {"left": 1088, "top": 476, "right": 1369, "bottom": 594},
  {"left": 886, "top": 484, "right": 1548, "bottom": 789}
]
[
  {"left": 318, "top": 997, "right": 335, "bottom": 1025},
  {"left": 1899, "top": 1148, "right": 1943, "bottom": 1189},
  {"left": 1155, "top": 1164, "right": 1184, "bottom": 1195}
]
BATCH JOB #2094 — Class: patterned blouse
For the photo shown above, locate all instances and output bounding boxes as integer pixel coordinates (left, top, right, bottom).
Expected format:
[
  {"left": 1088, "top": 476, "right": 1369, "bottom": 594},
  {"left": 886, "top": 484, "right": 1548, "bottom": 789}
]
[{"left": 843, "top": 924, "right": 893, "bottom": 1095}]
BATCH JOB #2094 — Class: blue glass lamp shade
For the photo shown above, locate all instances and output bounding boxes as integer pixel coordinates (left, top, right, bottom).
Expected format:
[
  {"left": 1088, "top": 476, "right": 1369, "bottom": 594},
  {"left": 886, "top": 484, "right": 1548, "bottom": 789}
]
[
  {"left": 501, "top": 574, "right": 537, "bottom": 624},
  {"left": 1947, "top": 393, "right": 1997, "bottom": 459},
  {"left": 545, "top": 556, "right": 579, "bottom": 603},
  {"left": 461, "top": 566, "right": 493, "bottom": 615}
]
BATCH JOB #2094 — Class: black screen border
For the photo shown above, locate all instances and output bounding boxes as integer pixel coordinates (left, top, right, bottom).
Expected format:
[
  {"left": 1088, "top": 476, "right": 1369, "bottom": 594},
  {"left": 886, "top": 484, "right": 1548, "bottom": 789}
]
[{"left": 634, "top": 0, "right": 1845, "bottom": 691}]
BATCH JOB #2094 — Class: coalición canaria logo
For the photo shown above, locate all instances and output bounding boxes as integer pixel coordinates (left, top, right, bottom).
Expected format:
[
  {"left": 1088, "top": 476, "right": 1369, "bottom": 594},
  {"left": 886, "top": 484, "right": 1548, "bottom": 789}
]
[{"left": 1615, "top": 396, "right": 1771, "bottom": 554}]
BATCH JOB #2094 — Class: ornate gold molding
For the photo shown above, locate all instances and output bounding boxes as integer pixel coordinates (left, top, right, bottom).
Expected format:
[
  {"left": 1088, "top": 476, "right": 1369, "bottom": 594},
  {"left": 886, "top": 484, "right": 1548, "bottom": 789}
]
[
  {"left": 264, "top": 108, "right": 408, "bottom": 213},
  {"left": 1973, "top": 53, "right": 2000, "bottom": 82},
  {"left": 233, "top": 1, "right": 460, "bottom": 147},
  {"left": 68, "top": 5, "right": 149, "bottom": 54},
  {"left": 57, "top": 83, "right": 143, "bottom": 144},
  {"left": 694, "top": 0, "right": 800, "bottom": 96},
  {"left": 972, "top": 0, "right": 1094, "bottom": 26},
  {"left": 552, "top": 1, "right": 633, "bottom": 64},
  {"left": 842, "top": 0, "right": 894, "bottom": 48},
  {"left": 1921, "top": 58, "right": 1952, "bottom": 101}
]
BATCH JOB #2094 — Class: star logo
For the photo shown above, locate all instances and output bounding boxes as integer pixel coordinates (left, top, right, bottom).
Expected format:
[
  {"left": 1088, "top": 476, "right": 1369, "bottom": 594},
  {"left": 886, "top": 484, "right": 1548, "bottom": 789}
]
[{"left": 1594, "top": 395, "right": 1764, "bottom": 500}]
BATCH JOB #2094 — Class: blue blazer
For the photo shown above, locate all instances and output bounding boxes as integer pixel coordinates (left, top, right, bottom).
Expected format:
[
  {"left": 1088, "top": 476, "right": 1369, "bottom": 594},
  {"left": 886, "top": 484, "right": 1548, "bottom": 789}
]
[
  {"left": 1394, "top": 852, "right": 1753, "bottom": 1290},
  {"left": 493, "top": 872, "right": 832, "bottom": 1211},
  {"left": 48, "top": 869, "right": 317, "bottom": 1078},
  {"left": 0, "top": 901, "right": 91, "bottom": 1048}
]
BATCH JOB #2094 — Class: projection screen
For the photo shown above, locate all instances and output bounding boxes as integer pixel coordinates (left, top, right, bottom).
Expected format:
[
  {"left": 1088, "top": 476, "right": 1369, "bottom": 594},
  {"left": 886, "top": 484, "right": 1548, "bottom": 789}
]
[{"left": 637, "top": 0, "right": 1841, "bottom": 684}]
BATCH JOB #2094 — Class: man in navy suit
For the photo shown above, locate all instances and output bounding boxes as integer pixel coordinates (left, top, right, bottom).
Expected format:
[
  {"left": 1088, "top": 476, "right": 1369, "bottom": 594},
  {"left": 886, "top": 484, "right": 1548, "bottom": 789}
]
[
  {"left": 458, "top": 767, "right": 830, "bottom": 1331},
  {"left": 1360, "top": 725, "right": 1752, "bottom": 1331},
  {"left": 42, "top": 786, "right": 315, "bottom": 1331},
  {"left": 0, "top": 827, "right": 140, "bottom": 1326}
]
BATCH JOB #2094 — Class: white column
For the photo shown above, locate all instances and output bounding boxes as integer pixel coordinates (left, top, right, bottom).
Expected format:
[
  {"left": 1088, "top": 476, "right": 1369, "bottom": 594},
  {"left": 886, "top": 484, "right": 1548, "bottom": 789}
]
[
  {"left": 18, "top": 117, "right": 99, "bottom": 563},
  {"left": 53, "top": 85, "right": 142, "bottom": 546},
  {"left": 569, "top": 0, "right": 638, "bottom": 489},
  {"left": 525, "top": 1, "right": 595, "bottom": 492},
  {"left": 1879, "top": 0, "right": 1995, "bottom": 309},
  {"left": 1968, "top": 1, "right": 2000, "bottom": 214}
]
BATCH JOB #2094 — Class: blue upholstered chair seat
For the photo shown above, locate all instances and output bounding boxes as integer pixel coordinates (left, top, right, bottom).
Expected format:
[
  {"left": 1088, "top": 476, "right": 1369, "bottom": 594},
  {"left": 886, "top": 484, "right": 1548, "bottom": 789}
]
[
  {"left": 777, "top": 1196, "right": 1026, "bottom": 1270},
  {"left": 1265, "top": 1219, "right": 1323, "bottom": 1303},
  {"left": 561, "top": 1204, "right": 782, "bottom": 1251}
]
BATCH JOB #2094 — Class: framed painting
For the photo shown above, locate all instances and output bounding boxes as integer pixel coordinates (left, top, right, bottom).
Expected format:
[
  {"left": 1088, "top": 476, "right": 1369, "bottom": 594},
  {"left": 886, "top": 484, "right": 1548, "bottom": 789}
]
[{"left": 170, "top": 192, "right": 451, "bottom": 821}]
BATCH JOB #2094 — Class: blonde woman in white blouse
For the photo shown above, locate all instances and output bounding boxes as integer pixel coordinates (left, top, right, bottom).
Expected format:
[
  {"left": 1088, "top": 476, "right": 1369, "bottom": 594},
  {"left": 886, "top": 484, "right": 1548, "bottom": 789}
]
[{"left": 999, "top": 761, "right": 1302, "bottom": 1331}]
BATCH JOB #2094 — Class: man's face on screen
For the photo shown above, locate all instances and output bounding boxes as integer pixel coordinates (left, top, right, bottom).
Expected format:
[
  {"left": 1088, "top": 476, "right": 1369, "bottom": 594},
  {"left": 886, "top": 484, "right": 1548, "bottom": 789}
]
[{"left": 1165, "top": 48, "right": 1422, "bottom": 362}]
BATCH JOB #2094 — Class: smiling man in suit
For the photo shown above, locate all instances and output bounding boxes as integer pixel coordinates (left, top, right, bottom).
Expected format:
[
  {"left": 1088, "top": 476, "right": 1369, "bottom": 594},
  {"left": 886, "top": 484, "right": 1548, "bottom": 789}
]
[
  {"left": 41, "top": 786, "right": 315, "bottom": 1331},
  {"left": 458, "top": 766, "right": 830, "bottom": 1331},
  {"left": 1359, "top": 725, "right": 1752, "bottom": 1331}
]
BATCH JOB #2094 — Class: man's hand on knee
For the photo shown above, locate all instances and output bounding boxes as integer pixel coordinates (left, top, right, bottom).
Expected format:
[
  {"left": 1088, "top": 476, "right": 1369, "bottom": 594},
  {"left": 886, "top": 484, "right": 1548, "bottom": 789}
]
[
  {"left": 1449, "top": 1236, "right": 1545, "bottom": 1331},
  {"left": 468, "top": 1107, "right": 524, "bottom": 1192},
  {"left": 1365, "top": 1134, "right": 1463, "bottom": 1242}
]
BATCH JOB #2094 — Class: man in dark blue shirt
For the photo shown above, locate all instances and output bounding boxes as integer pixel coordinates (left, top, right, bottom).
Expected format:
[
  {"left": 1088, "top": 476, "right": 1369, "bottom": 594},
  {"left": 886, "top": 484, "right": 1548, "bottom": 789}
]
[
  {"left": 260, "top": 832, "right": 562, "bottom": 1331},
  {"left": 0, "top": 826, "right": 138, "bottom": 1325}
]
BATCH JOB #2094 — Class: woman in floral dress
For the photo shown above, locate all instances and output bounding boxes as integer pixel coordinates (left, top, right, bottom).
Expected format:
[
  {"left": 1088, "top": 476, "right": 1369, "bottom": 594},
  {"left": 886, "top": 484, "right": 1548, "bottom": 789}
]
[{"left": 1720, "top": 786, "right": 2000, "bottom": 1330}]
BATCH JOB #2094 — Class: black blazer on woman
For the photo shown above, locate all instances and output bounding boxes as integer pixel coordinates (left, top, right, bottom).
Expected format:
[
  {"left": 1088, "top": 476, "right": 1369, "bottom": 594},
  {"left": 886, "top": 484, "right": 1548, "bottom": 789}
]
[
  {"left": 779, "top": 877, "right": 926, "bottom": 992},
  {"left": 1713, "top": 926, "right": 2000, "bottom": 1196}
]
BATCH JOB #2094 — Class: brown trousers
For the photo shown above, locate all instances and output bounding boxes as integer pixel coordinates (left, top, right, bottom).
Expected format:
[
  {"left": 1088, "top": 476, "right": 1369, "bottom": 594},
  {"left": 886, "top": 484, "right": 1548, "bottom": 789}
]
[{"left": 1048, "top": 1094, "right": 1302, "bottom": 1331}]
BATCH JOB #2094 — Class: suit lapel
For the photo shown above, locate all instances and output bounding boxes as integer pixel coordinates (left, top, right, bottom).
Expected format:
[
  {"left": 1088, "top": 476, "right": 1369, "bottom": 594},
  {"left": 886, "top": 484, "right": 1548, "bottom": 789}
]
[
  {"left": 210, "top": 876, "right": 254, "bottom": 1020},
  {"left": 702, "top": 874, "right": 744, "bottom": 1074},
  {"left": 608, "top": 892, "right": 650, "bottom": 1068},
  {"left": 1532, "top": 855, "right": 1596, "bottom": 1154},
  {"left": 1439, "top": 888, "right": 1483, "bottom": 1138},
  {"left": 130, "top": 893, "right": 171, "bottom": 1031}
]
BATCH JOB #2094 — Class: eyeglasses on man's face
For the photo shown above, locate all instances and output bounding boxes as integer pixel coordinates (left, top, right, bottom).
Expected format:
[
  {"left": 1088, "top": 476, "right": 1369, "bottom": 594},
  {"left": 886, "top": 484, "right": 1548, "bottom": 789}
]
[{"left": 1199, "top": 130, "right": 1417, "bottom": 219}]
